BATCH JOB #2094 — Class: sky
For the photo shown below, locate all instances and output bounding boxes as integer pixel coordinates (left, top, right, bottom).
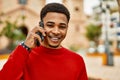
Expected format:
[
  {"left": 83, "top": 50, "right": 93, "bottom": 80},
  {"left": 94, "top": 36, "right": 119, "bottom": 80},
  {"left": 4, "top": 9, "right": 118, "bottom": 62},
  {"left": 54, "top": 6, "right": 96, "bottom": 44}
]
[
  {"left": 46, "top": 0, "right": 100, "bottom": 15},
  {"left": 84, "top": 0, "right": 100, "bottom": 15}
]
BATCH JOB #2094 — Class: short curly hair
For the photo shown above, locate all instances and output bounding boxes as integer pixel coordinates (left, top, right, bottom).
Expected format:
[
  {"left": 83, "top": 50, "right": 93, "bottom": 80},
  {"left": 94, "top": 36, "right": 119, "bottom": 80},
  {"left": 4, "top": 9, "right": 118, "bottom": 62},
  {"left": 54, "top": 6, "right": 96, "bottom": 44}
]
[{"left": 40, "top": 3, "right": 70, "bottom": 22}]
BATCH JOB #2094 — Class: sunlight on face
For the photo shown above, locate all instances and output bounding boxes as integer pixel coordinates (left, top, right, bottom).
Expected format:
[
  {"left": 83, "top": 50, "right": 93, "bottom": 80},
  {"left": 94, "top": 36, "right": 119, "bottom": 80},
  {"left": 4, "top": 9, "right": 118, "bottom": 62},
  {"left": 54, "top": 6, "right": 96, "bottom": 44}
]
[{"left": 42, "top": 12, "right": 68, "bottom": 49}]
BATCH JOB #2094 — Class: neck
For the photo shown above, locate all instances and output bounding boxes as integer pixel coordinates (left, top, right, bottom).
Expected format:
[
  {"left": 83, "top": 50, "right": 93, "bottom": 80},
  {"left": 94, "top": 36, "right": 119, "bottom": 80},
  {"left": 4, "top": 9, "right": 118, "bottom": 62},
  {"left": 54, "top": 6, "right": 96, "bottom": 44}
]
[{"left": 41, "top": 43, "right": 62, "bottom": 49}]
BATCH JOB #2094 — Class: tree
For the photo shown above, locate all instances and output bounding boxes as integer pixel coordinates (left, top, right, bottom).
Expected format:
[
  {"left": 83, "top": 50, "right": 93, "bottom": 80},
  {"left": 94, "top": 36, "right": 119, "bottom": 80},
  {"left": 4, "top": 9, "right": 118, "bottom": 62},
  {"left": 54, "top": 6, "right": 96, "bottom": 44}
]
[
  {"left": 0, "top": 18, "right": 26, "bottom": 51},
  {"left": 85, "top": 23, "right": 102, "bottom": 47}
]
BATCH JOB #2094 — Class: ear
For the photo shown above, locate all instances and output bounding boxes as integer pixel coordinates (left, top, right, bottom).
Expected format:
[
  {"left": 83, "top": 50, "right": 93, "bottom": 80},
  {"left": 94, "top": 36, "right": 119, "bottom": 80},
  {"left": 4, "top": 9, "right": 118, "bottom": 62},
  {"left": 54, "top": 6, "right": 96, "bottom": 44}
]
[{"left": 39, "top": 21, "right": 44, "bottom": 27}]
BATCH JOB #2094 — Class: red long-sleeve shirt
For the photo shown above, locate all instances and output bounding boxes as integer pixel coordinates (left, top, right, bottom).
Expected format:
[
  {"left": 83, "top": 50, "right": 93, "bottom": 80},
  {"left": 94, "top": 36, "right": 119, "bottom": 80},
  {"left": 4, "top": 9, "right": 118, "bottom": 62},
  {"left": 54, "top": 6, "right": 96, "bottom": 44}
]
[{"left": 0, "top": 45, "right": 88, "bottom": 80}]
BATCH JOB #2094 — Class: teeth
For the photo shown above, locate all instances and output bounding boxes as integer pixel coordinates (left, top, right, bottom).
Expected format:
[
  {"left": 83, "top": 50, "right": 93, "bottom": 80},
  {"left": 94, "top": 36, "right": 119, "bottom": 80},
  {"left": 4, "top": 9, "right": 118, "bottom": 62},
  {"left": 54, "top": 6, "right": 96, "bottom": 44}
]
[{"left": 51, "top": 38, "right": 59, "bottom": 41}]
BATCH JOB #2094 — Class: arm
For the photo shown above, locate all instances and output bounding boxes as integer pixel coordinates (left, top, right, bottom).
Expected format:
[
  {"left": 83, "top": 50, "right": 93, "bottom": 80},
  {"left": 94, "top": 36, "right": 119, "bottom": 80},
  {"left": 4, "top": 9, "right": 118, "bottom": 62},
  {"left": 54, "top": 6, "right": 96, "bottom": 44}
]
[
  {"left": 0, "top": 45, "right": 29, "bottom": 80},
  {"left": 78, "top": 58, "right": 88, "bottom": 80},
  {"left": 0, "top": 26, "right": 45, "bottom": 80}
]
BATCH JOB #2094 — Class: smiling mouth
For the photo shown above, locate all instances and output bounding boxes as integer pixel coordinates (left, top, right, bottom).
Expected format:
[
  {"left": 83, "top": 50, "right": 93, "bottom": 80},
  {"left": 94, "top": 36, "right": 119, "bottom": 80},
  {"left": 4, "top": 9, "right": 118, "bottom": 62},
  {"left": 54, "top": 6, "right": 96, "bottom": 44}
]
[
  {"left": 51, "top": 37, "right": 61, "bottom": 43},
  {"left": 48, "top": 35, "right": 61, "bottom": 43}
]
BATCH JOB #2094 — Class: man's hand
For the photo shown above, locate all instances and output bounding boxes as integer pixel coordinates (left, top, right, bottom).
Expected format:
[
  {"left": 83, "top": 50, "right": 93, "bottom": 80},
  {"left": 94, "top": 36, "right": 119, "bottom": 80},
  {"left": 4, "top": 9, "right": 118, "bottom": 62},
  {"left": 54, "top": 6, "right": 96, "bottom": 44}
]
[{"left": 24, "top": 26, "right": 46, "bottom": 48}]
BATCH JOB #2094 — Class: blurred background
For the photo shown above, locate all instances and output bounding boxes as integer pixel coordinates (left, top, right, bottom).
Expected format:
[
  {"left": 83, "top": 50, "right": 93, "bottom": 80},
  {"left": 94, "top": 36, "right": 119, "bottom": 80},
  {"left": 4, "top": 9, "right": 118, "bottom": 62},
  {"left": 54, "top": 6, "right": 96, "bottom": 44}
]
[{"left": 0, "top": 0, "right": 120, "bottom": 80}]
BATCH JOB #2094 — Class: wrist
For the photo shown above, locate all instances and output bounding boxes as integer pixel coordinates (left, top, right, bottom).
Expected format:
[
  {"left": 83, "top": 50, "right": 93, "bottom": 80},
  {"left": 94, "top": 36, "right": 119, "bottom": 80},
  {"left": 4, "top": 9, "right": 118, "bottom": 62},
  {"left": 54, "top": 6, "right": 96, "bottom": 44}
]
[{"left": 20, "top": 41, "right": 31, "bottom": 52}]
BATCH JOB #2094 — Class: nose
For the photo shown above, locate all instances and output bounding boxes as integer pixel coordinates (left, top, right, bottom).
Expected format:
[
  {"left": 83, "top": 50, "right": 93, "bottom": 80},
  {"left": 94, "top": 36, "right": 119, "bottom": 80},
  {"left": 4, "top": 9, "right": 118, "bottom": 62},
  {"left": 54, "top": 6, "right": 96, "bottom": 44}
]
[{"left": 52, "top": 27, "right": 60, "bottom": 35}]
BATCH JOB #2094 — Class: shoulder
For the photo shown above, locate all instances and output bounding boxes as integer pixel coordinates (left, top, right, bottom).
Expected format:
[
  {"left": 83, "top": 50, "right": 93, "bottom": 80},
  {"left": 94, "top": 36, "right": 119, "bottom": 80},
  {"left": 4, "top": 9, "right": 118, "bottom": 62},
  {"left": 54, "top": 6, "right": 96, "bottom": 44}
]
[
  {"left": 62, "top": 47, "right": 84, "bottom": 62},
  {"left": 63, "top": 47, "right": 81, "bottom": 56},
  {"left": 62, "top": 47, "right": 86, "bottom": 69}
]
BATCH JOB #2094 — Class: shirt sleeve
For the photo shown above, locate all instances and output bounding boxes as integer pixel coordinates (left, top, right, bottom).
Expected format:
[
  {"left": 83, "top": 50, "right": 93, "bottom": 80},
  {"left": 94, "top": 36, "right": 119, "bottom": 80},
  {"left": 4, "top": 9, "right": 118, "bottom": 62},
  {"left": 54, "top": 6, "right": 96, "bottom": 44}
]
[{"left": 0, "top": 45, "right": 29, "bottom": 80}]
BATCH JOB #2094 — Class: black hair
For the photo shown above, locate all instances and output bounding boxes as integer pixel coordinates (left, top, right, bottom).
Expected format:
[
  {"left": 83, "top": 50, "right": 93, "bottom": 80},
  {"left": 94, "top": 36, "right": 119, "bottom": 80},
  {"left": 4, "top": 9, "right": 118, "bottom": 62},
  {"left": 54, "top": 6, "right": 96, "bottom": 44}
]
[{"left": 40, "top": 3, "right": 70, "bottom": 22}]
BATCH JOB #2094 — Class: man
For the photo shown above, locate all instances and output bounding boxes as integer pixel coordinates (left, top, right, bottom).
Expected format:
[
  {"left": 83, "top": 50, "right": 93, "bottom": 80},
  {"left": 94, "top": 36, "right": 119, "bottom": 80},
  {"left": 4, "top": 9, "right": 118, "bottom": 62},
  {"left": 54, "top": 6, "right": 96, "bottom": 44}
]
[{"left": 0, "top": 3, "right": 88, "bottom": 80}]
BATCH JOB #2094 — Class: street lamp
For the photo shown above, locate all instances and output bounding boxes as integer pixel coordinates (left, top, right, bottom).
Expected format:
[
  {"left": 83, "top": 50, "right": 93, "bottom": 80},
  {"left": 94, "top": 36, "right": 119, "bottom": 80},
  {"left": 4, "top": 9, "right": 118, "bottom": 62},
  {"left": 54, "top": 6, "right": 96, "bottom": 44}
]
[
  {"left": 117, "top": 0, "right": 120, "bottom": 50},
  {"left": 101, "top": 0, "right": 114, "bottom": 66},
  {"left": 117, "top": 0, "right": 120, "bottom": 21}
]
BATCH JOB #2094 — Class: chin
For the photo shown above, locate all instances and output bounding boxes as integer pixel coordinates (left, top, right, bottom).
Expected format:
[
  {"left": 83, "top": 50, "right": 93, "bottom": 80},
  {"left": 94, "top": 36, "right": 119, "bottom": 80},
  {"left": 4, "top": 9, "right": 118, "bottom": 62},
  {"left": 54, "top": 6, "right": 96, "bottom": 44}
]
[
  {"left": 44, "top": 36, "right": 63, "bottom": 48},
  {"left": 48, "top": 43, "right": 60, "bottom": 48},
  {"left": 48, "top": 44, "right": 59, "bottom": 48}
]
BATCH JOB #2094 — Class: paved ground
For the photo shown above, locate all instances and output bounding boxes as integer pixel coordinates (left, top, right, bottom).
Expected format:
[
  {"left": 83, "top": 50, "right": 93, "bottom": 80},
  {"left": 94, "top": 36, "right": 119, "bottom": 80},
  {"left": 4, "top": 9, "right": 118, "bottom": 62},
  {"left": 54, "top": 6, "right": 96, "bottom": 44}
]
[
  {"left": 82, "top": 55, "right": 120, "bottom": 80},
  {"left": 0, "top": 59, "right": 7, "bottom": 70},
  {"left": 0, "top": 54, "right": 120, "bottom": 80}
]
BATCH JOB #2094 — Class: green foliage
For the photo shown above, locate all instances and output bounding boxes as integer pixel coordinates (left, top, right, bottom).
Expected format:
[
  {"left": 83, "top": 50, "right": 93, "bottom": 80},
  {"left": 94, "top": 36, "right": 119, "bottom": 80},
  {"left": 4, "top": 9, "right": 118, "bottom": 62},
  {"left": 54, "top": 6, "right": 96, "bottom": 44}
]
[
  {"left": 69, "top": 45, "right": 80, "bottom": 52},
  {"left": 85, "top": 23, "right": 102, "bottom": 46},
  {"left": 0, "top": 19, "right": 26, "bottom": 50},
  {"left": 0, "top": 20, "right": 26, "bottom": 40},
  {"left": 1, "top": 20, "right": 16, "bottom": 38},
  {"left": 0, "top": 20, "right": 3, "bottom": 24}
]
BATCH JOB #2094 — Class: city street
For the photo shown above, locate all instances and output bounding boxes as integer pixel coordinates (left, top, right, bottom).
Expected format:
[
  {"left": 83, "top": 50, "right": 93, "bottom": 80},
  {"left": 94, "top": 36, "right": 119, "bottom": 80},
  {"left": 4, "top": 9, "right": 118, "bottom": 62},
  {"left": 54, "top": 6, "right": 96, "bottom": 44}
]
[{"left": 83, "top": 55, "right": 120, "bottom": 80}]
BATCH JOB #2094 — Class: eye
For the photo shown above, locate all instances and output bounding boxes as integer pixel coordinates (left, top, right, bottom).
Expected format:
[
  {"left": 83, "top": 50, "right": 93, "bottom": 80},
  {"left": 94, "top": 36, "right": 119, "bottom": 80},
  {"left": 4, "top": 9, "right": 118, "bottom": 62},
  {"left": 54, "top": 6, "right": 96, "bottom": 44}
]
[
  {"left": 59, "top": 25, "right": 67, "bottom": 29},
  {"left": 47, "top": 24, "right": 53, "bottom": 27},
  {"left": 46, "top": 24, "right": 54, "bottom": 28}
]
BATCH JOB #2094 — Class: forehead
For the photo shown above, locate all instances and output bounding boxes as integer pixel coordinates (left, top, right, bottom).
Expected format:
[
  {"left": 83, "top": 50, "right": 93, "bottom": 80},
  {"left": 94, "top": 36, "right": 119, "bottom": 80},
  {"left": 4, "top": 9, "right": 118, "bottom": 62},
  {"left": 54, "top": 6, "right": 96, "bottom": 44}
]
[{"left": 43, "top": 12, "right": 68, "bottom": 23}]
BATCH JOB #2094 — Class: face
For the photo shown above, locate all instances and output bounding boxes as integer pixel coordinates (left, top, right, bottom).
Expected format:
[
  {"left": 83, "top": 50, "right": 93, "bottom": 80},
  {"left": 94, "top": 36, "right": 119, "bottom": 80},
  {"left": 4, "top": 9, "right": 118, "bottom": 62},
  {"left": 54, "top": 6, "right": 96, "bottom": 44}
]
[{"left": 42, "top": 12, "right": 68, "bottom": 49}]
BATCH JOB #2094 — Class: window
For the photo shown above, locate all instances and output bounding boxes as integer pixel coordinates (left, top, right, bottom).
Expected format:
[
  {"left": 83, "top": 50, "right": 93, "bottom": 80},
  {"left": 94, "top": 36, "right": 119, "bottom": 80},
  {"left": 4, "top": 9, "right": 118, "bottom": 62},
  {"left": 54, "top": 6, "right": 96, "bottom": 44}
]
[
  {"left": 18, "top": 0, "right": 27, "bottom": 5},
  {"left": 74, "top": 7, "right": 79, "bottom": 11}
]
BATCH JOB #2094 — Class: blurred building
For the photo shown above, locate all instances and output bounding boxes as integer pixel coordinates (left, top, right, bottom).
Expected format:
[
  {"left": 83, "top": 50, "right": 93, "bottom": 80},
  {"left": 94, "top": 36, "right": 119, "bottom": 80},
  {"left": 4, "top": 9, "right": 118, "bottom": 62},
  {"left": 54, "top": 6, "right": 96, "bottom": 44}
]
[
  {"left": 89, "top": 0, "right": 119, "bottom": 53},
  {"left": 0, "top": 0, "right": 88, "bottom": 50}
]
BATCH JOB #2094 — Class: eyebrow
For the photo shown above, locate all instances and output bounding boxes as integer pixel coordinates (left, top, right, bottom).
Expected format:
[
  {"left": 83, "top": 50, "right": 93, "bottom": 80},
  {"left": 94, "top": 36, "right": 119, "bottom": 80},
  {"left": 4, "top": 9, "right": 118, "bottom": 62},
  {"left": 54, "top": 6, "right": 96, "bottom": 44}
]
[
  {"left": 46, "top": 21, "right": 67, "bottom": 25},
  {"left": 46, "top": 21, "right": 54, "bottom": 24},
  {"left": 60, "top": 23, "right": 66, "bottom": 26}
]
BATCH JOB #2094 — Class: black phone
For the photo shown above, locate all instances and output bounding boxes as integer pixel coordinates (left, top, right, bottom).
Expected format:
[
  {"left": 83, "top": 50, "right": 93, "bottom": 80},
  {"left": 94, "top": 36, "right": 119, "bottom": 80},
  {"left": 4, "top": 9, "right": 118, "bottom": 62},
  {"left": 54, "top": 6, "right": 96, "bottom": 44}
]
[{"left": 35, "top": 21, "right": 44, "bottom": 46}]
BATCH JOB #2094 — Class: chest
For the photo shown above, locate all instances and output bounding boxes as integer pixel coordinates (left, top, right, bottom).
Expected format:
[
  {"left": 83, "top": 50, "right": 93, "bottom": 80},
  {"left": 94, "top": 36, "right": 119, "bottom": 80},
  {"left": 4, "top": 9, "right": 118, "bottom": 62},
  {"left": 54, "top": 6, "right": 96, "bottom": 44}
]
[{"left": 25, "top": 53, "right": 81, "bottom": 80}]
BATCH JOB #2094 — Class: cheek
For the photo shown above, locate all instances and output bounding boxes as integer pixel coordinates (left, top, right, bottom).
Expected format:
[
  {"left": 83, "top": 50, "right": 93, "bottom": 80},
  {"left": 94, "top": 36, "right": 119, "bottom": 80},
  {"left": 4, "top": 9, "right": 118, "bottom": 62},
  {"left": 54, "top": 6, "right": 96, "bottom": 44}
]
[
  {"left": 63, "top": 29, "right": 68, "bottom": 35},
  {"left": 44, "top": 28, "right": 51, "bottom": 35},
  {"left": 44, "top": 27, "right": 50, "bottom": 32},
  {"left": 62, "top": 30, "right": 67, "bottom": 38}
]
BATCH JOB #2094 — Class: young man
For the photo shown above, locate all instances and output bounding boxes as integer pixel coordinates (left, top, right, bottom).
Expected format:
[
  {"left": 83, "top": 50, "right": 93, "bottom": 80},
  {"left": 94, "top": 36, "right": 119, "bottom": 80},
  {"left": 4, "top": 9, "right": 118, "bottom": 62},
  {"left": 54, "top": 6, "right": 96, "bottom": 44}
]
[{"left": 0, "top": 3, "right": 88, "bottom": 80}]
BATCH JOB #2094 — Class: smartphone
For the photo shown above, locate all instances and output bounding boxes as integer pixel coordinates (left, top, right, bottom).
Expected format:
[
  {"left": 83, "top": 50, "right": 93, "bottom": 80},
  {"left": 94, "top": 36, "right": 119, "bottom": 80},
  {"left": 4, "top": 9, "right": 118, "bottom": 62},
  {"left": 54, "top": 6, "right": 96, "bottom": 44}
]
[{"left": 35, "top": 21, "right": 44, "bottom": 46}]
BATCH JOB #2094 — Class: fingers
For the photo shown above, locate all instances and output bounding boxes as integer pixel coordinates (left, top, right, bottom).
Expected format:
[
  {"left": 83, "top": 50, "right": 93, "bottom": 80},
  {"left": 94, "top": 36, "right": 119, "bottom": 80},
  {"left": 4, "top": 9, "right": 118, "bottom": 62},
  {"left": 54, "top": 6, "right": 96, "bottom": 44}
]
[
  {"left": 31, "top": 26, "right": 46, "bottom": 36},
  {"left": 24, "top": 26, "right": 46, "bottom": 48},
  {"left": 31, "top": 32, "right": 42, "bottom": 43}
]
